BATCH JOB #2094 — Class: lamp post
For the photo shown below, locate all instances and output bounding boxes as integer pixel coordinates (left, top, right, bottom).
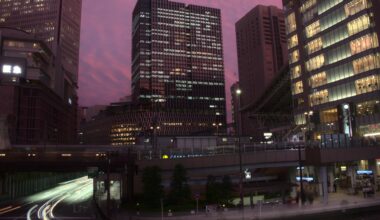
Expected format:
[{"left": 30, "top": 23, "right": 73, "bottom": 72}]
[
  {"left": 150, "top": 125, "right": 160, "bottom": 158},
  {"left": 213, "top": 122, "right": 223, "bottom": 136},
  {"left": 236, "top": 88, "right": 244, "bottom": 208}
]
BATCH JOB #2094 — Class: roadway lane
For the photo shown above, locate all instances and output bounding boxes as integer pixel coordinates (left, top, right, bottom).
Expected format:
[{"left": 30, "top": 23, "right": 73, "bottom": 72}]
[{"left": 0, "top": 176, "right": 96, "bottom": 220}]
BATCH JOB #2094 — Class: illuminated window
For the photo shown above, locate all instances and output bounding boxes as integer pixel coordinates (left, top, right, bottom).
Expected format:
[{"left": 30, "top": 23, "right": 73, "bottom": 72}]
[
  {"left": 300, "top": 0, "right": 317, "bottom": 13},
  {"left": 318, "top": 0, "right": 343, "bottom": 15},
  {"left": 286, "top": 13, "right": 297, "bottom": 34},
  {"left": 306, "top": 54, "right": 325, "bottom": 71},
  {"left": 345, "top": 0, "right": 369, "bottom": 16},
  {"left": 305, "top": 20, "right": 320, "bottom": 38},
  {"left": 310, "top": 72, "right": 327, "bottom": 88},
  {"left": 353, "top": 54, "right": 380, "bottom": 74},
  {"left": 320, "top": 108, "right": 338, "bottom": 123},
  {"left": 347, "top": 14, "right": 371, "bottom": 36},
  {"left": 289, "top": 50, "right": 299, "bottom": 64},
  {"left": 295, "top": 114, "right": 306, "bottom": 125},
  {"left": 355, "top": 75, "right": 380, "bottom": 95},
  {"left": 310, "top": 89, "right": 329, "bottom": 106},
  {"left": 356, "top": 100, "right": 380, "bottom": 116},
  {"left": 329, "top": 82, "right": 356, "bottom": 101},
  {"left": 291, "top": 65, "right": 302, "bottom": 79},
  {"left": 2, "top": 64, "right": 12, "bottom": 74},
  {"left": 288, "top": 34, "right": 298, "bottom": 49},
  {"left": 306, "top": 37, "right": 323, "bottom": 54},
  {"left": 292, "top": 81, "right": 304, "bottom": 95},
  {"left": 350, "top": 33, "right": 379, "bottom": 55}
]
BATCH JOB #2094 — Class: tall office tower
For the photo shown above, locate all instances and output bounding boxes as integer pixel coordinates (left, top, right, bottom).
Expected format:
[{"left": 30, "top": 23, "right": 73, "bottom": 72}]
[
  {"left": 235, "top": 5, "right": 288, "bottom": 136},
  {"left": 132, "top": 0, "right": 226, "bottom": 135},
  {"left": 0, "top": 0, "right": 82, "bottom": 101},
  {"left": 283, "top": 0, "right": 380, "bottom": 140}
]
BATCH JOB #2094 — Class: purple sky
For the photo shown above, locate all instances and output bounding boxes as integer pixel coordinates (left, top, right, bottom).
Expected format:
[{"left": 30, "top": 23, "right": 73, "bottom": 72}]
[{"left": 78, "top": 0, "right": 282, "bottom": 120}]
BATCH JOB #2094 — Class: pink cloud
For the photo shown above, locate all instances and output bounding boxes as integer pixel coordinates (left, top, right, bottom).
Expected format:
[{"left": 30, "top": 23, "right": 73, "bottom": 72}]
[{"left": 78, "top": 0, "right": 282, "bottom": 121}]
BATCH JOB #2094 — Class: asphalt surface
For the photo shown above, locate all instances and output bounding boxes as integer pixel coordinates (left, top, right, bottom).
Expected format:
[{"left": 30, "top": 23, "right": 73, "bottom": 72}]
[
  {"left": 0, "top": 176, "right": 97, "bottom": 220},
  {"left": 275, "top": 205, "right": 380, "bottom": 220}
]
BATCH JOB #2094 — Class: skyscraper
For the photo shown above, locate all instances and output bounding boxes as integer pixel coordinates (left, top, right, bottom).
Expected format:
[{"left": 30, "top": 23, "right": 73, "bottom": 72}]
[
  {"left": 235, "top": 5, "right": 288, "bottom": 136},
  {"left": 132, "top": 0, "right": 226, "bottom": 135},
  {"left": 283, "top": 0, "right": 380, "bottom": 140},
  {"left": 0, "top": 0, "right": 82, "bottom": 100}
]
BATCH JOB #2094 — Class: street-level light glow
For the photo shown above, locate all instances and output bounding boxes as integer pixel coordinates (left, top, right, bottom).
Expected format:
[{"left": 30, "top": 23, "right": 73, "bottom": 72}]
[
  {"left": 343, "top": 104, "right": 350, "bottom": 110},
  {"left": 236, "top": 89, "right": 242, "bottom": 95},
  {"left": 309, "top": 111, "right": 313, "bottom": 115}
]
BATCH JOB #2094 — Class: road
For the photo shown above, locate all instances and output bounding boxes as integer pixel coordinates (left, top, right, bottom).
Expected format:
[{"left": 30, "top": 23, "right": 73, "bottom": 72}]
[{"left": 0, "top": 176, "right": 96, "bottom": 220}]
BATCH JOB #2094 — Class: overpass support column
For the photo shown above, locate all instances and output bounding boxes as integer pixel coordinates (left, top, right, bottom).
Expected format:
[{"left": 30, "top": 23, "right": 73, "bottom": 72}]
[
  {"left": 319, "top": 166, "right": 328, "bottom": 205},
  {"left": 328, "top": 167, "right": 335, "bottom": 193},
  {"left": 369, "top": 159, "right": 378, "bottom": 193}
]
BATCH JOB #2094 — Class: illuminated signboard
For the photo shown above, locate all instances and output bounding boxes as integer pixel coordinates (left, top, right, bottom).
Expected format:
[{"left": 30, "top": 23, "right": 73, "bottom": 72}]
[
  {"left": 356, "top": 170, "right": 373, "bottom": 175},
  {"left": 0, "top": 57, "right": 26, "bottom": 80}
]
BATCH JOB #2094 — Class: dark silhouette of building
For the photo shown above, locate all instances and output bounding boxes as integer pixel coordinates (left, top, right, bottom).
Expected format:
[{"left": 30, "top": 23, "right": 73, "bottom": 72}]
[
  {"left": 0, "top": 28, "right": 77, "bottom": 144},
  {"left": 283, "top": 0, "right": 380, "bottom": 139},
  {"left": 235, "top": 5, "right": 288, "bottom": 137}
]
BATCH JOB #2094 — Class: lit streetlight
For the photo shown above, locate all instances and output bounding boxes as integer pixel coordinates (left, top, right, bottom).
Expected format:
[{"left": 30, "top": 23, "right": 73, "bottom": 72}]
[{"left": 235, "top": 88, "right": 244, "bottom": 208}]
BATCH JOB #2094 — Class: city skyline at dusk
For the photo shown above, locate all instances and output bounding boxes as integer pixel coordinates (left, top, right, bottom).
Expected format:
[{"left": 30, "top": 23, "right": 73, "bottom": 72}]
[{"left": 78, "top": 0, "right": 282, "bottom": 120}]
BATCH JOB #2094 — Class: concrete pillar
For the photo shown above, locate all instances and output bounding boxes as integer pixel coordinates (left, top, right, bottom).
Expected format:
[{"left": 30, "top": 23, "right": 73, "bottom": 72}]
[
  {"left": 369, "top": 159, "right": 378, "bottom": 193},
  {"left": 328, "top": 167, "right": 334, "bottom": 193},
  {"left": 319, "top": 166, "right": 328, "bottom": 204}
]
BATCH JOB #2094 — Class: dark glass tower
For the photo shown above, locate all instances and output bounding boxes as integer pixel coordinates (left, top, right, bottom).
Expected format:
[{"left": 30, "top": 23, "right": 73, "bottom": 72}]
[
  {"left": 132, "top": 0, "right": 226, "bottom": 135},
  {"left": 0, "top": 0, "right": 82, "bottom": 99}
]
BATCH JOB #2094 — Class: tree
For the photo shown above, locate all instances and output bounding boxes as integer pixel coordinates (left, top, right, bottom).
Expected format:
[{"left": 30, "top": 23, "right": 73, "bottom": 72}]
[
  {"left": 206, "top": 175, "right": 234, "bottom": 205},
  {"left": 168, "top": 164, "right": 191, "bottom": 205},
  {"left": 141, "top": 166, "right": 164, "bottom": 208},
  {"left": 221, "top": 175, "right": 233, "bottom": 204}
]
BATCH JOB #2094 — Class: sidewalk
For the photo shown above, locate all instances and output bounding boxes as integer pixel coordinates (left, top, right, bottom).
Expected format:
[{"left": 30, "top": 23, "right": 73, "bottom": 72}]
[{"left": 113, "top": 192, "right": 380, "bottom": 219}]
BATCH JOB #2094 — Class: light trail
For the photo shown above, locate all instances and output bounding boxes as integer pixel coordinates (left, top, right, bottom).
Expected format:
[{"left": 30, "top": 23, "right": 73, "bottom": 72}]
[
  {"left": 0, "top": 206, "right": 13, "bottom": 212},
  {"left": 27, "top": 205, "right": 38, "bottom": 220},
  {"left": 0, "top": 206, "right": 21, "bottom": 215}
]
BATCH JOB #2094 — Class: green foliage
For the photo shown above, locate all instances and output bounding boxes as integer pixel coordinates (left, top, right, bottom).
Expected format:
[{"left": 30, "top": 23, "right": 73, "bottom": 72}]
[
  {"left": 141, "top": 166, "right": 164, "bottom": 208},
  {"left": 167, "top": 164, "right": 191, "bottom": 205},
  {"left": 206, "top": 175, "right": 233, "bottom": 205}
]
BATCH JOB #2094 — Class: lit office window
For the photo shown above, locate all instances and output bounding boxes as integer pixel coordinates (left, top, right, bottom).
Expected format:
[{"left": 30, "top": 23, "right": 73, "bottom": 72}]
[
  {"left": 345, "top": 0, "right": 369, "bottom": 17},
  {"left": 289, "top": 50, "right": 300, "bottom": 64},
  {"left": 306, "top": 20, "right": 320, "bottom": 38},
  {"left": 306, "top": 54, "right": 325, "bottom": 71},
  {"left": 310, "top": 72, "right": 327, "bottom": 88},
  {"left": 306, "top": 37, "right": 323, "bottom": 54},
  {"left": 356, "top": 100, "right": 380, "bottom": 116},
  {"left": 291, "top": 65, "right": 302, "bottom": 79},
  {"left": 355, "top": 75, "right": 380, "bottom": 95},
  {"left": 288, "top": 34, "right": 299, "bottom": 49},
  {"left": 300, "top": 0, "right": 317, "bottom": 13},
  {"left": 329, "top": 82, "right": 356, "bottom": 101},
  {"left": 347, "top": 14, "right": 371, "bottom": 36},
  {"left": 292, "top": 81, "right": 304, "bottom": 95},
  {"left": 318, "top": 0, "right": 343, "bottom": 15},
  {"left": 350, "top": 33, "right": 379, "bottom": 55},
  {"left": 286, "top": 13, "right": 297, "bottom": 34},
  {"left": 326, "top": 44, "right": 351, "bottom": 65},
  {"left": 352, "top": 54, "right": 380, "bottom": 74},
  {"left": 322, "top": 25, "right": 349, "bottom": 48},
  {"left": 320, "top": 108, "right": 338, "bottom": 123},
  {"left": 295, "top": 114, "right": 306, "bottom": 125},
  {"left": 310, "top": 89, "right": 329, "bottom": 106}
]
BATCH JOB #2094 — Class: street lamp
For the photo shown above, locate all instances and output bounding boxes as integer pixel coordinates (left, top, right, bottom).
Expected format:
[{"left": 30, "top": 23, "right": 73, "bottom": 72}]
[
  {"left": 235, "top": 88, "right": 244, "bottom": 208},
  {"left": 213, "top": 122, "right": 223, "bottom": 136},
  {"left": 150, "top": 125, "right": 160, "bottom": 158}
]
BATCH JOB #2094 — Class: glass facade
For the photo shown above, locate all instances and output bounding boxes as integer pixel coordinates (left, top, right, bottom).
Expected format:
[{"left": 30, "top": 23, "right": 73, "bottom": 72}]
[
  {"left": 131, "top": 0, "right": 226, "bottom": 136},
  {"left": 285, "top": 0, "right": 380, "bottom": 138}
]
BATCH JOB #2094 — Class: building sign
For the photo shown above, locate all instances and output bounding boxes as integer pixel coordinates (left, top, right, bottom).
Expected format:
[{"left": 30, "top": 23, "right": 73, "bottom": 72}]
[{"left": 0, "top": 56, "right": 26, "bottom": 82}]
